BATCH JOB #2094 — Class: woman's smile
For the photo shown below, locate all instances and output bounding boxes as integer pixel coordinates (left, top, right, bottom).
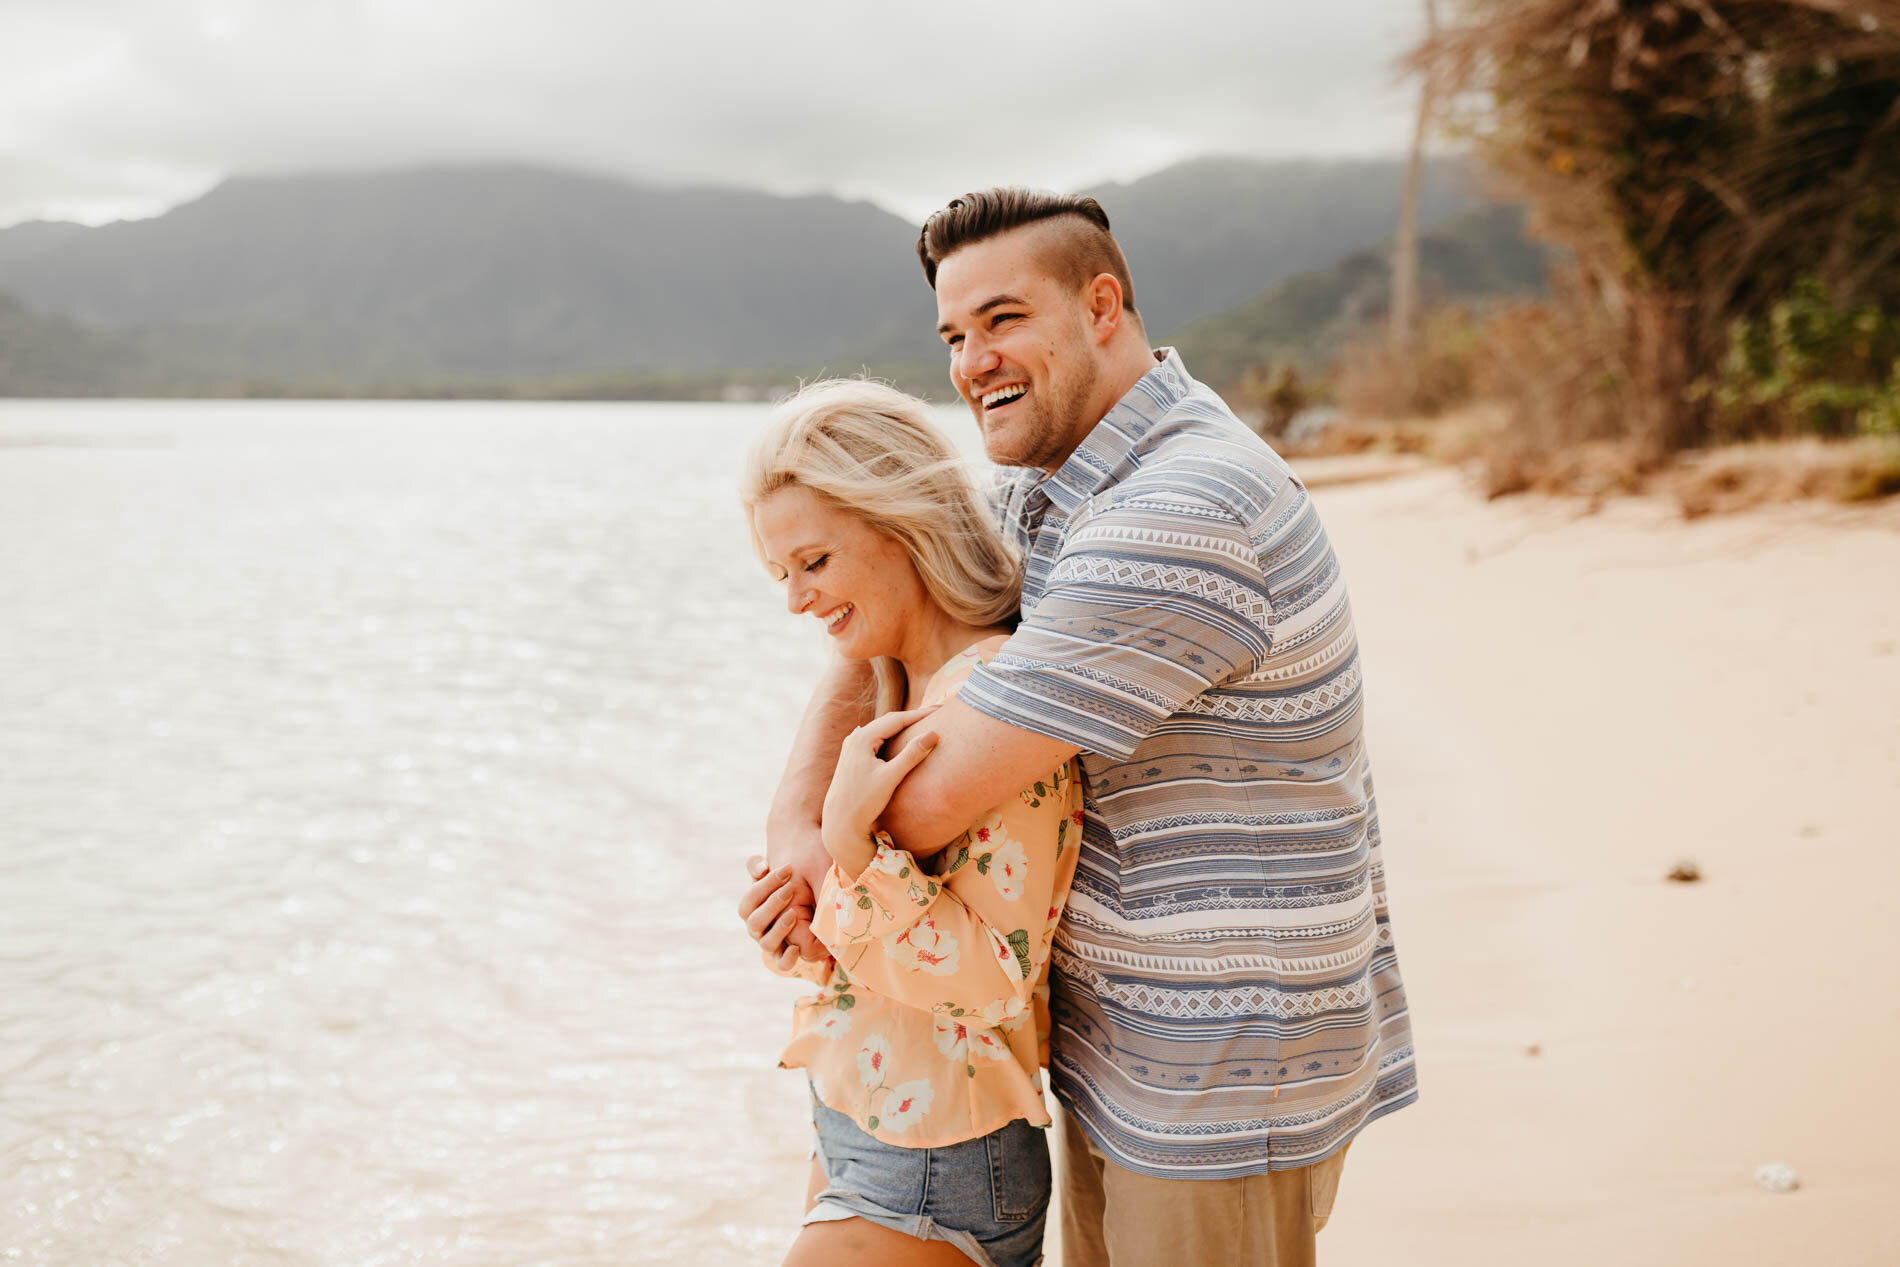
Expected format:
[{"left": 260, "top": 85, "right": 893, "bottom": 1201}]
[{"left": 752, "top": 483, "right": 928, "bottom": 664}]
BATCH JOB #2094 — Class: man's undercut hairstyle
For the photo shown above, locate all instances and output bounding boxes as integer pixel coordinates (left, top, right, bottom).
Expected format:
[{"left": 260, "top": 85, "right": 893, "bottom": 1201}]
[{"left": 917, "top": 187, "right": 1137, "bottom": 314}]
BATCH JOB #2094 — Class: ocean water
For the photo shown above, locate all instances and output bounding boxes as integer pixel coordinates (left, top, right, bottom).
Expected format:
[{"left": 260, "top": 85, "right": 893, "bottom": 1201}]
[{"left": 0, "top": 399, "right": 925, "bottom": 1265}]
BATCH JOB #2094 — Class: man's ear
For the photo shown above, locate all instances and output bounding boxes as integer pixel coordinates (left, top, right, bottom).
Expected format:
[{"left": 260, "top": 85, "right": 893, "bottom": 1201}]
[{"left": 1083, "top": 273, "right": 1125, "bottom": 344}]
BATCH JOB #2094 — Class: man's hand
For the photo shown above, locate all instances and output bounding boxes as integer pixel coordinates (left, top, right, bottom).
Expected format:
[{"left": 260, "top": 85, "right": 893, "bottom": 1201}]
[
  {"left": 765, "top": 819, "right": 833, "bottom": 962},
  {"left": 739, "top": 856, "right": 823, "bottom": 971}
]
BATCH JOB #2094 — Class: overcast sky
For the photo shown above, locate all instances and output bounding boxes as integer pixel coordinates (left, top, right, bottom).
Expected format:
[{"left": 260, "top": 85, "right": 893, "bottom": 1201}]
[{"left": 0, "top": 0, "right": 1431, "bottom": 229}]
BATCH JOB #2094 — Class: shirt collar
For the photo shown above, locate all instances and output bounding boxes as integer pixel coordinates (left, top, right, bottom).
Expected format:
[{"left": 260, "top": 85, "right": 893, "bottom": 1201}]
[{"left": 1031, "top": 348, "right": 1193, "bottom": 518}]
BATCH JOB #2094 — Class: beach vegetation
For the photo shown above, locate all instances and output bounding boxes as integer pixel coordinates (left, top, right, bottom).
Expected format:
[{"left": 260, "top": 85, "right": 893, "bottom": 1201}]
[{"left": 1387, "top": 0, "right": 1900, "bottom": 497}]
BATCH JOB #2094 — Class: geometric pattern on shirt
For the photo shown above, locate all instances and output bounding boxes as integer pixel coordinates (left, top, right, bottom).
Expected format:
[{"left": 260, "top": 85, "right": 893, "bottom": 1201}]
[
  {"left": 1048, "top": 555, "right": 1273, "bottom": 634},
  {"left": 962, "top": 348, "right": 1418, "bottom": 1181},
  {"left": 1183, "top": 663, "right": 1363, "bottom": 722},
  {"left": 1080, "top": 970, "right": 1374, "bottom": 1020}
]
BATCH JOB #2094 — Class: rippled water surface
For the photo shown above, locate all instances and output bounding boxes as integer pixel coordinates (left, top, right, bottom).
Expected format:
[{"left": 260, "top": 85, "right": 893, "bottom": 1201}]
[{"left": 0, "top": 399, "right": 885, "bottom": 1265}]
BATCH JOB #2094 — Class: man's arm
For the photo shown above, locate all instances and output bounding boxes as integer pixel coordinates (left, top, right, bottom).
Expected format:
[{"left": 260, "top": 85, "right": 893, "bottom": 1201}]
[
  {"left": 766, "top": 656, "right": 875, "bottom": 902},
  {"left": 879, "top": 696, "right": 1080, "bottom": 857},
  {"left": 882, "top": 491, "right": 1280, "bottom": 852}
]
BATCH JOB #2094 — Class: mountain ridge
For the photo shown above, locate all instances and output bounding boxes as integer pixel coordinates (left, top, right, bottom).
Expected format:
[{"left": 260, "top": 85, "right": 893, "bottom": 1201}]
[{"left": 0, "top": 157, "right": 1496, "bottom": 396}]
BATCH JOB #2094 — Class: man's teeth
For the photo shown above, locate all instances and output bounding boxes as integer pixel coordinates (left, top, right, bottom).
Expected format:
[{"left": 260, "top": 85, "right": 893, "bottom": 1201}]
[
  {"left": 824, "top": 603, "right": 853, "bottom": 631},
  {"left": 981, "top": 385, "right": 1026, "bottom": 409}
]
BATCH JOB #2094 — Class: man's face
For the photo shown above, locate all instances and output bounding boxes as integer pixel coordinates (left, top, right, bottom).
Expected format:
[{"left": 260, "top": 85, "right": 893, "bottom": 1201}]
[{"left": 934, "top": 227, "right": 1102, "bottom": 470}]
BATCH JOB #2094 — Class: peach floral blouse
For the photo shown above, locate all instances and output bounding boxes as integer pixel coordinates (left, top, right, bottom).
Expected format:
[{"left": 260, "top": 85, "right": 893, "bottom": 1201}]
[{"left": 776, "top": 636, "right": 1085, "bottom": 1147}]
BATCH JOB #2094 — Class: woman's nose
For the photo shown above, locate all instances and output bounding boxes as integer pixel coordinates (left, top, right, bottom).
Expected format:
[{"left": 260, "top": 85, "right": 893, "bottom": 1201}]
[{"left": 786, "top": 579, "right": 814, "bottom": 615}]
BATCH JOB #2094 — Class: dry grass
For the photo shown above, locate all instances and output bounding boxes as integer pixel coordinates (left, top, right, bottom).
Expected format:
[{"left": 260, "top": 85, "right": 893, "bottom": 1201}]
[
  {"left": 1477, "top": 436, "right": 1664, "bottom": 501},
  {"left": 1300, "top": 407, "right": 1900, "bottom": 517},
  {"left": 1663, "top": 437, "right": 1900, "bottom": 518},
  {"left": 1284, "top": 404, "right": 1504, "bottom": 463},
  {"left": 1480, "top": 430, "right": 1900, "bottom": 515},
  {"left": 1332, "top": 307, "right": 1484, "bottom": 423}
]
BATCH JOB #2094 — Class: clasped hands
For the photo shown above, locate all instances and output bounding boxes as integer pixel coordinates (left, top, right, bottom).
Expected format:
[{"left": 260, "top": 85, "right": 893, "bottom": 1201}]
[{"left": 738, "top": 706, "right": 939, "bottom": 971}]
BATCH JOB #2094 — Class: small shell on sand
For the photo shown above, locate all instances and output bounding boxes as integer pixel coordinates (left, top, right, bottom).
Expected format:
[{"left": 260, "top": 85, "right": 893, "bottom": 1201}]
[
  {"left": 1665, "top": 860, "right": 1702, "bottom": 883},
  {"left": 1754, "top": 1163, "right": 1799, "bottom": 1193}
]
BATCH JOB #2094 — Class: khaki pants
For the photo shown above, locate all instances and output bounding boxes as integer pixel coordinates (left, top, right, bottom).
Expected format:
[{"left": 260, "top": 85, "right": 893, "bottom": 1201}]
[{"left": 1057, "top": 1108, "right": 1349, "bottom": 1267}]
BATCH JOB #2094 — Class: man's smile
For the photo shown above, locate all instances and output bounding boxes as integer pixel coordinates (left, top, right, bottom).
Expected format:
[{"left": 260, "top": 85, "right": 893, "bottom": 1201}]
[{"left": 979, "top": 383, "right": 1027, "bottom": 412}]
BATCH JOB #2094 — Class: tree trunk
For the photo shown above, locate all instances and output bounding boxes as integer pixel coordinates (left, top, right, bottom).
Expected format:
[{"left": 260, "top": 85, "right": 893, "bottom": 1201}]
[{"left": 1390, "top": 0, "right": 1441, "bottom": 409}]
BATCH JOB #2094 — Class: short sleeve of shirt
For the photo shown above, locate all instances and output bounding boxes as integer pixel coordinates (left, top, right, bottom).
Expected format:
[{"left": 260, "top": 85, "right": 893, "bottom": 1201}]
[{"left": 959, "top": 487, "right": 1275, "bottom": 761}]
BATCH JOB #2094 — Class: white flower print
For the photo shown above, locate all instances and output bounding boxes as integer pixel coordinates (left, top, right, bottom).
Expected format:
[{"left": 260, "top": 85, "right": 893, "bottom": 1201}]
[
  {"left": 989, "top": 839, "right": 1028, "bottom": 901},
  {"left": 976, "top": 995, "right": 1026, "bottom": 1025},
  {"left": 968, "top": 1027, "right": 1013, "bottom": 1062},
  {"left": 857, "top": 1035, "right": 891, "bottom": 1087},
  {"left": 932, "top": 1014, "right": 968, "bottom": 1061},
  {"left": 869, "top": 842, "right": 908, "bottom": 876},
  {"left": 811, "top": 1010, "right": 852, "bottom": 1041},
  {"left": 969, "top": 813, "right": 1006, "bottom": 850},
  {"left": 881, "top": 916, "right": 960, "bottom": 976},
  {"left": 879, "top": 1079, "right": 936, "bottom": 1133}
]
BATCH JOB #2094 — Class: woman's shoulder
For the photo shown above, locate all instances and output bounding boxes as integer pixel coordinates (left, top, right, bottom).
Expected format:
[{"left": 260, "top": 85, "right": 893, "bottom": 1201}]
[{"left": 923, "top": 632, "right": 1012, "bottom": 706}]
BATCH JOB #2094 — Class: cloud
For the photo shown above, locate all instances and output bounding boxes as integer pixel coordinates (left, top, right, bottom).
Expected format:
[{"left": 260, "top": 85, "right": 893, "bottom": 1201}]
[{"left": 0, "top": 0, "right": 1429, "bottom": 226}]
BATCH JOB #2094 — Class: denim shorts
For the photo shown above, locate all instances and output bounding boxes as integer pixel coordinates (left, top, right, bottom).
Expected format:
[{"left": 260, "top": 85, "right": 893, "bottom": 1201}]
[{"left": 805, "top": 1092, "right": 1050, "bottom": 1267}]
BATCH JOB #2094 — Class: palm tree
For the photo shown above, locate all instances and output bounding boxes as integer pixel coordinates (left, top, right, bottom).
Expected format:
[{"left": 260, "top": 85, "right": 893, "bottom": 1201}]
[{"left": 1390, "top": 0, "right": 1442, "bottom": 405}]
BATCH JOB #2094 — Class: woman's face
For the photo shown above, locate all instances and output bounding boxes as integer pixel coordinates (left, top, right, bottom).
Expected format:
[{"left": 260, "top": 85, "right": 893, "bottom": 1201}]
[{"left": 752, "top": 484, "right": 931, "bottom": 662}]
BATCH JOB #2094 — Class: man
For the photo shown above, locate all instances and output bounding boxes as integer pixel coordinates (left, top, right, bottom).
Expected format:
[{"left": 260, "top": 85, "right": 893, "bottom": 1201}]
[{"left": 742, "top": 188, "right": 1416, "bottom": 1266}]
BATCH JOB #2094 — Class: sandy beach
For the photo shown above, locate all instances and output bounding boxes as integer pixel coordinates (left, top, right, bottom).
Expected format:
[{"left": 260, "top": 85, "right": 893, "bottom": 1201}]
[
  {"left": 740, "top": 462, "right": 1900, "bottom": 1265},
  {"left": 1291, "top": 464, "right": 1900, "bottom": 1265}
]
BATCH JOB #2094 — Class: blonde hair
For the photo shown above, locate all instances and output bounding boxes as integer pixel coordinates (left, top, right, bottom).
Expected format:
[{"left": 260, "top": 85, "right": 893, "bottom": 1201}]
[{"left": 740, "top": 378, "right": 1021, "bottom": 715}]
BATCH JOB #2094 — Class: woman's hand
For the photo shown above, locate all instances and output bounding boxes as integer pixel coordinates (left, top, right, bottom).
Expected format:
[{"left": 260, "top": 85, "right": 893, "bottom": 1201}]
[{"left": 821, "top": 706, "right": 939, "bottom": 877}]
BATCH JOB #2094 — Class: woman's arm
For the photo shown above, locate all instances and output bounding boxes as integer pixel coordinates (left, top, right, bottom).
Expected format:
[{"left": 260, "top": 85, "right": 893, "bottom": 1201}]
[
  {"left": 810, "top": 760, "right": 1081, "bottom": 1025},
  {"left": 738, "top": 657, "right": 876, "bottom": 964}
]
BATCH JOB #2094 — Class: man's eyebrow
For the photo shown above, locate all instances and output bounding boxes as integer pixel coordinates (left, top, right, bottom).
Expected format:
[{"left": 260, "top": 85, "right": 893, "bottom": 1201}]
[{"left": 938, "top": 293, "right": 1029, "bottom": 334}]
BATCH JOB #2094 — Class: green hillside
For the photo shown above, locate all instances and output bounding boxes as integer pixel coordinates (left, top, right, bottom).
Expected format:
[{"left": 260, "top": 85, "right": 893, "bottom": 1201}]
[
  {"left": 0, "top": 157, "right": 1490, "bottom": 398},
  {"left": 1084, "top": 156, "right": 1481, "bottom": 338},
  {"left": 0, "top": 165, "right": 940, "bottom": 383},
  {"left": 1170, "top": 204, "right": 1552, "bottom": 390},
  {"left": 0, "top": 292, "right": 153, "bottom": 395}
]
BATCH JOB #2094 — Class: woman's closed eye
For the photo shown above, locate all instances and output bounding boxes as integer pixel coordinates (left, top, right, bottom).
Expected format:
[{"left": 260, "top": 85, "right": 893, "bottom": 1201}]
[{"left": 804, "top": 554, "right": 829, "bottom": 573}]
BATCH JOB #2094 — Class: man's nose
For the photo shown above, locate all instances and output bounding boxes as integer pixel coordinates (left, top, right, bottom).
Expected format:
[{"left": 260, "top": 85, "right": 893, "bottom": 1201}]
[{"left": 954, "top": 332, "right": 1001, "bottom": 381}]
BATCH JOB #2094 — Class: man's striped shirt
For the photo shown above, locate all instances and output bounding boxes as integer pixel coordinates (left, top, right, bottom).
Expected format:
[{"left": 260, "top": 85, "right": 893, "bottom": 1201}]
[{"left": 962, "top": 349, "right": 1418, "bottom": 1179}]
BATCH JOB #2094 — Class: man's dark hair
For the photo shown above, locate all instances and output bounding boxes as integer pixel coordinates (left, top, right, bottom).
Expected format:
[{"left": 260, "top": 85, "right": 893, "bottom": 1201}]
[{"left": 917, "top": 187, "right": 1137, "bottom": 314}]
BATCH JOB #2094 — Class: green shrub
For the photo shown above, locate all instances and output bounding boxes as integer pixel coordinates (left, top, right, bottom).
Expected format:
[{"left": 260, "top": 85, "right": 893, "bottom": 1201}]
[{"left": 1712, "top": 277, "right": 1900, "bottom": 438}]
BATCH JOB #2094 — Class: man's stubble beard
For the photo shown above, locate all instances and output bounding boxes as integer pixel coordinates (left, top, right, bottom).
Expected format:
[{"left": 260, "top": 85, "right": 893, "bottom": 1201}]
[{"left": 990, "top": 355, "right": 1101, "bottom": 472}]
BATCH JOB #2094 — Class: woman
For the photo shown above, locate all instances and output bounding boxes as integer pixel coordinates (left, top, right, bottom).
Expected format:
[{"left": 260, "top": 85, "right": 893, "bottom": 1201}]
[{"left": 738, "top": 379, "right": 1084, "bottom": 1267}]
